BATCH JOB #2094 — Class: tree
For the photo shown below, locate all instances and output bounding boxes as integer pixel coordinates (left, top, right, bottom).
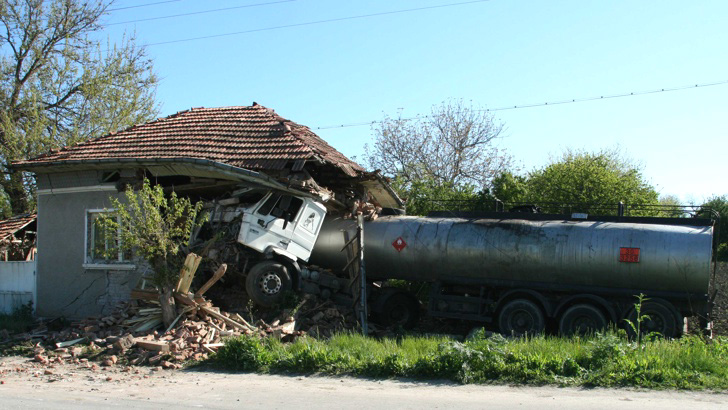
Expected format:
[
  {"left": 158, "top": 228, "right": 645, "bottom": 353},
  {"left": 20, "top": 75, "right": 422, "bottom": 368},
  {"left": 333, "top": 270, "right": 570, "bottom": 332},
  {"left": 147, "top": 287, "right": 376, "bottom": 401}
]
[
  {"left": 103, "top": 179, "right": 204, "bottom": 328},
  {"left": 391, "top": 176, "right": 494, "bottom": 216},
  {"left": 700, "top": 195, "right": 727, "bottom": 260},
  {"left": 523, "top": 148, "right": 659, "bottom": 215},
  {"left": 366, "top": 100, "right": 511, "bottom": 191},
  {"left": 0, "top": 0, "right": 159, "bottom": 216},
  {"left": 491, "top": 171, "right": 529, "bottom": 204}
]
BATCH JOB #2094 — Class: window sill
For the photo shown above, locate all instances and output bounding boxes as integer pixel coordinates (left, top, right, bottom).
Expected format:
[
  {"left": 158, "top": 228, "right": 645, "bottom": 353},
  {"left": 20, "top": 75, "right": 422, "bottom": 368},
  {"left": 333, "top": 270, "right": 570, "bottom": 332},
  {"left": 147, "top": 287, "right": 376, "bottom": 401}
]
[{"left": 83, "top": 263, "right": 137, "bottom": 271}]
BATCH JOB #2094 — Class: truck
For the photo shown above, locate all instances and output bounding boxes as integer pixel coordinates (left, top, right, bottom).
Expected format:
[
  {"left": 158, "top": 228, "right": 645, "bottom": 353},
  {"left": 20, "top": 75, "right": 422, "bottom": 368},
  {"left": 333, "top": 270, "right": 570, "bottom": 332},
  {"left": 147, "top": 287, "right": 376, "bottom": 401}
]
[{"left": 197, "top": 187, "right": 718, "bottom": 337}]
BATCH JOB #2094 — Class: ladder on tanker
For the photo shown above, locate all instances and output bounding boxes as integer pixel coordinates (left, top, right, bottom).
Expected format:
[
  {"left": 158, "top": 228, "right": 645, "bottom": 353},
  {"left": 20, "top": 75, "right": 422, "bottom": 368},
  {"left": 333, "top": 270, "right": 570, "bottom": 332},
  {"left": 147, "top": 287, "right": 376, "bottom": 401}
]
[{"left": 341, "top": 215, "right": 368, "bottom": 335}]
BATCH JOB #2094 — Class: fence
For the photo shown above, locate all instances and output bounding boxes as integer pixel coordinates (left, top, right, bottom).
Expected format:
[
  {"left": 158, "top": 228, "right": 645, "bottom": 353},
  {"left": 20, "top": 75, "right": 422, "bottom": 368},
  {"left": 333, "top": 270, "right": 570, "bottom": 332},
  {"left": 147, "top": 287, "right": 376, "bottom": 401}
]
[{"left": 0, "top": 261, "right": 36, "bottom": 314}]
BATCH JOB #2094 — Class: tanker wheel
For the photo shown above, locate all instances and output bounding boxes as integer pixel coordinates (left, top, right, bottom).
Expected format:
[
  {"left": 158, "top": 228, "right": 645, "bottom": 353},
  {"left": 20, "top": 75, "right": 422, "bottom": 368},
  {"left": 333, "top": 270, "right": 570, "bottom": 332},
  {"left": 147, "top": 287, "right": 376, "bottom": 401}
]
[
  {"left": 245, "top": 261, "right": 292, "bottom": 307},
  {"left": 379, "top": 292, "right": 420, "bottom": 329},
  {"left": 559, "top": 304, "right": 607, "bottom": 336},
  {"left": 625, "top": 300, "right": 679, "bottom": 339},
  {"left": 498, "top": 299, "right": 545, "bottom": 337}
]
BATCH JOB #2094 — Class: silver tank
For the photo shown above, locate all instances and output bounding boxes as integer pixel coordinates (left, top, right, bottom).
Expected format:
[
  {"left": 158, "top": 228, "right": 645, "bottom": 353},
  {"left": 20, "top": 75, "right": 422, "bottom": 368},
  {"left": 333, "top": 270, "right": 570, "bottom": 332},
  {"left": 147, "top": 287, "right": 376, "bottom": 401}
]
[{"left": 309, "top": 216, "right": 714, "bottom": 295}]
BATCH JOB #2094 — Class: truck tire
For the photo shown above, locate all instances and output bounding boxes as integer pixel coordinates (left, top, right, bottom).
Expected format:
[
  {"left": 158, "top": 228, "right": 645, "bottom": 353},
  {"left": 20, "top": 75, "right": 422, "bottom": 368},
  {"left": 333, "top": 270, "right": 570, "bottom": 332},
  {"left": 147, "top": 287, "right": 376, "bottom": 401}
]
[
  {"left": 379, "top": 291, "right": 420, "bottom": 329},
  {"left": 498, "top": 299, "right": 545, "bottom": 337},
  {"left": 625, "top": 300, "right": 680, "bottom": 338},
  {"left": 245, "top": 261, "right": 292, "bottom": 307},
  {"left": 559, "top": 304, "right": 607, "bottom": 336}
]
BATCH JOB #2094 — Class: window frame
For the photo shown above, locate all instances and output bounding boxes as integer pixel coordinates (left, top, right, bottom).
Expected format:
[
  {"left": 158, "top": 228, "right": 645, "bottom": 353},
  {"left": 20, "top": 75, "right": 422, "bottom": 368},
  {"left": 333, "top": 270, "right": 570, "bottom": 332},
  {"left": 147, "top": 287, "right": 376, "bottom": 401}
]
[{"left": 83, "top": 209, "right": 135, "bottom": 270}]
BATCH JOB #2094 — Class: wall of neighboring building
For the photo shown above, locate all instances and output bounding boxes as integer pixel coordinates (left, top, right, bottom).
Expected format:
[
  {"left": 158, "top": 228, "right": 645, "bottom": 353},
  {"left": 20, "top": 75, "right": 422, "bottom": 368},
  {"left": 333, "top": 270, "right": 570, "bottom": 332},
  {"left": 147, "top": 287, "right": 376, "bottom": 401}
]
[{"left": 36, "top": 170, "right": 146, "bottom": 318}]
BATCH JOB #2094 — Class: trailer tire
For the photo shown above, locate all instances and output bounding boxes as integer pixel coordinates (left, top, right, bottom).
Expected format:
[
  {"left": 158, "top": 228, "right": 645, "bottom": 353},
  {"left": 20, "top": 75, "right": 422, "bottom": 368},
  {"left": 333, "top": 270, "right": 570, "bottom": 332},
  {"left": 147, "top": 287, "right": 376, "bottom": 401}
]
[
  {"left": 625, "top": 300, "right": 679, "bottom": 339},
  {"left": 498, "top": 299, "right": 545, "bottom": 337},
  {"left": 379, "top": 292, "right": 420, "bottom": 329},
  {"left": 559, "top": 304, "right": 608, "bottom": 336},
  {"left": 245, "top": 261, "right": 292, "bottom": 307}
]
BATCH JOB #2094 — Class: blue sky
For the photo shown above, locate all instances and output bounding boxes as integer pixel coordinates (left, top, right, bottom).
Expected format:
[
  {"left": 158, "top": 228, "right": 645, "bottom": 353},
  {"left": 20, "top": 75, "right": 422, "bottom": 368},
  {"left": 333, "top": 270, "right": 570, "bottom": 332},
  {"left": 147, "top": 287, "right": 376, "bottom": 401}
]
[{"left": 102, "top": 0, "right": 728, "bottom": 202}]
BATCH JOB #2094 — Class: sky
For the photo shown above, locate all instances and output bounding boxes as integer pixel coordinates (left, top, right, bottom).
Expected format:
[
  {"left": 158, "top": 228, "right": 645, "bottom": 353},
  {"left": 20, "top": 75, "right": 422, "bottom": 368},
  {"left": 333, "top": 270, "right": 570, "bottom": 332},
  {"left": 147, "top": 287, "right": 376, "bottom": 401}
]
[{"left": 100, "top": 0, "right": 728, "bottom": 202}]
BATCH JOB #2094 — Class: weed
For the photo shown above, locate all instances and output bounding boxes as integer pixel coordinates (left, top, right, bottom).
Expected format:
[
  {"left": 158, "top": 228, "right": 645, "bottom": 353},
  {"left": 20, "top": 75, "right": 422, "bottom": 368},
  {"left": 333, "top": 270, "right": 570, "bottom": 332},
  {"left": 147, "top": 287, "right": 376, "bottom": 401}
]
[{"left": 0, "top": 302, "right": 34, "bottom": 335}]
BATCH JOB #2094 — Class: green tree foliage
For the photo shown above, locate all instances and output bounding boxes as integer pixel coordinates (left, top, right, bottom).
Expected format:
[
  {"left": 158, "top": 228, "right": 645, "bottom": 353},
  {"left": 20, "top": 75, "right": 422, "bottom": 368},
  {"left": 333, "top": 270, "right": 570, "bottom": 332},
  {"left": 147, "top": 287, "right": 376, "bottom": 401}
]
[
  {"left": 490, "top": 171, "right": 529, "bottom": 204},
  {"left": 0, "top": 0, "right": 159, "bottom": 216},
  {"left": 700, "top": 195, "right": 727, "bottom": 260},
  {"left": 102, "top": 179, "right": 204, "bottom": 327},
  {"left": 104, "top": 179, "right": 204, "bottom": 288},
  {"left": 522, "top": 148, "right": 659, "bottom": 215},
  {"left": 391, "top": 176, "right": 495, "bottom": 216}
]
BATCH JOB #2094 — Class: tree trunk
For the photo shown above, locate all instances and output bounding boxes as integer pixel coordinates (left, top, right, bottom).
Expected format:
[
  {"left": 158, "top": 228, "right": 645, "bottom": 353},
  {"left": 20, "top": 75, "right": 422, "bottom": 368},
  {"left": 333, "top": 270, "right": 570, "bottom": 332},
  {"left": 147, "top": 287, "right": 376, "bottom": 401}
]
[
  {"left": 2, "top": 171, "right": 30, "bottom": 216},
  {"left": 159, "top": 284, "right": 177, "bottom": 330}
]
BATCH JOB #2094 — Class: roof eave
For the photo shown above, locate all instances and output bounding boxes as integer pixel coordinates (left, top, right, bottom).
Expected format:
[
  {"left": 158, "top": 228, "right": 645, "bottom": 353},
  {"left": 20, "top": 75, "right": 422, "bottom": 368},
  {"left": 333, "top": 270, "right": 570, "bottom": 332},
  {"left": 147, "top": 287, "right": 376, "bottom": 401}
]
[{"left": 15, "top": 157, "right": 320, "bottom": 199}]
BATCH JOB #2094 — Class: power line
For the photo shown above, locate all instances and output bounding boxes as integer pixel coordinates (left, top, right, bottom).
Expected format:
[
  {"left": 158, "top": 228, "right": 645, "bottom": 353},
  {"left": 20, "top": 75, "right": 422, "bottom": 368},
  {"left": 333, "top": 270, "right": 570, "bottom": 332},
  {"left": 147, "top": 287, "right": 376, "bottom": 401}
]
[
  {"left": 312, "top": 80, "right": 728, "bottom": 130},
  {"left": 106, "top": 0, "right": 295, "bottom": 26},
  {"left": 143, "top": 0, "right": 492, "bottom": 46},
  {"left": 108, "top": 0, "right": 182, "bottom": 12}
]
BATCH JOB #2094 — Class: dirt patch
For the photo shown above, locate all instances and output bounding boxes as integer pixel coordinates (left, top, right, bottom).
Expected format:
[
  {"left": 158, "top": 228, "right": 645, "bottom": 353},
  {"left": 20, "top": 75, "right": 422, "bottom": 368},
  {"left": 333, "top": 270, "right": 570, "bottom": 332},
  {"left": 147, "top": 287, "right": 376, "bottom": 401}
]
[{"left": 711, "top": 262, "right": 728, "bottom": 337}]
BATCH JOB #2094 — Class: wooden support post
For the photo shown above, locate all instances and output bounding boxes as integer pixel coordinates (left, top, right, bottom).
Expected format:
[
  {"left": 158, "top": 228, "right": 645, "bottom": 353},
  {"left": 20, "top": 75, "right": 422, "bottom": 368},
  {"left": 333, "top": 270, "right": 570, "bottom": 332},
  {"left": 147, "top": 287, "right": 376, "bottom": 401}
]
[{"left": 176, "top": 253, "right": 203, "bottom": 293}]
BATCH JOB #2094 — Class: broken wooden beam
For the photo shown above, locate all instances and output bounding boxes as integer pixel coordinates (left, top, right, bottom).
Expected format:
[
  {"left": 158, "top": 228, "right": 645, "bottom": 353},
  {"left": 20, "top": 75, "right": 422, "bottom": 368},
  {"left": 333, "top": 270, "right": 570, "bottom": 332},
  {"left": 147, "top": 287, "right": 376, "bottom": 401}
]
[
  {"left": 130, "top": 289, "right": 158, "bottom": 301},
  {"left": 135, "top": 339, "right": 170, "bottom": 353},
  {"left": 195, "top": 263, "right": 227, "bottom": 298},
  {"left": 175, "top": 253, "right": 202, "bottom": 294}
]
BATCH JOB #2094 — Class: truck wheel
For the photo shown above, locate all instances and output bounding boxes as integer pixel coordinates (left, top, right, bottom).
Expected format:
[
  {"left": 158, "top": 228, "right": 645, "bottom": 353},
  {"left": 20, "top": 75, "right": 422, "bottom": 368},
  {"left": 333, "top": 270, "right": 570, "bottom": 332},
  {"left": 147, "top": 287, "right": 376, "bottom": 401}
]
[
  {"left": 379, "top": 292, "right": 420, "bottom": 329},
  {"left": 498, "top": 299, "right": 545, "bottom": 337},
  {"left": 625, "top": 300, "right": 679, "bottom": 338},
  {"left": 559, "top": 304, "right": 607, "bottom": 336},
  {"left": 245, "top": 261, "right": 292, "bottom": 307}
]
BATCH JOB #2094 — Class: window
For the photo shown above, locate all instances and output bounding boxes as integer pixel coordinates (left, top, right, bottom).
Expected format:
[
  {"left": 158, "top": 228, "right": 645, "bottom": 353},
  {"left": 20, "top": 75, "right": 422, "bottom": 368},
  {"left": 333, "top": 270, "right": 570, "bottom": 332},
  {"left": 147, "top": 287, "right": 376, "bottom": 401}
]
[
  {"left": 84, "top": 210, "right": 134, "bottom": 269},
  {"left": 256, "top": 194, "right": 304, "bottom": 223}
]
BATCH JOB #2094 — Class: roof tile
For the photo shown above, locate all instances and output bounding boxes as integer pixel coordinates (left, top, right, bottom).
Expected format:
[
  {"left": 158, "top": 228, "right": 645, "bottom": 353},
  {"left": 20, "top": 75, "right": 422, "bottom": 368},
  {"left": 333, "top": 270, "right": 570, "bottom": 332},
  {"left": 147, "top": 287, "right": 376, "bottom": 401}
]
[{"left": 15, "top": 105, "right": 363, "bottom": 177}]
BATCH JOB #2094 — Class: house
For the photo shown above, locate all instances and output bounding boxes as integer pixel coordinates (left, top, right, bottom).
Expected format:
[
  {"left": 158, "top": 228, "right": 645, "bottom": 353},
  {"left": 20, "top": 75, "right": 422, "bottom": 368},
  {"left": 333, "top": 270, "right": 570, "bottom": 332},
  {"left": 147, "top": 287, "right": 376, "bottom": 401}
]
[
  {"left": 0, "top": 213, "right": 36, "bottom": 261},
  {"left": 13, "top": 104, "right": 402, "bottom": 318}
]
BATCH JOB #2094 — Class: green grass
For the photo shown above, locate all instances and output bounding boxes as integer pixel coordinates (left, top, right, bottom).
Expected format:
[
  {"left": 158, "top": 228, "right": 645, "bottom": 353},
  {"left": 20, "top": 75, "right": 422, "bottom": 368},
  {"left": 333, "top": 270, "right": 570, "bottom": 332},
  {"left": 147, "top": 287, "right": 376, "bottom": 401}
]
[
  {"left": 0, "top": 303, "right": 34, "bottom": 335},
  {"left": 214, "top": 330, "right": 728, "bottom": 390}
]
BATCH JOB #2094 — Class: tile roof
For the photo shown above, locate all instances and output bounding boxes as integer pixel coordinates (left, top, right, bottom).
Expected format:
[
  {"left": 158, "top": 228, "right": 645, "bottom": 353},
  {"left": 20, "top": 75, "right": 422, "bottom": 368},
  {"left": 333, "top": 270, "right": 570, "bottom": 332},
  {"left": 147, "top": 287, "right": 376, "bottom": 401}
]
[
  {"left": 0, "top": 214, "right": 36, "bottom": 243},
  {"left": 14, "top": 105, "right": 363, "bottom": 177}
]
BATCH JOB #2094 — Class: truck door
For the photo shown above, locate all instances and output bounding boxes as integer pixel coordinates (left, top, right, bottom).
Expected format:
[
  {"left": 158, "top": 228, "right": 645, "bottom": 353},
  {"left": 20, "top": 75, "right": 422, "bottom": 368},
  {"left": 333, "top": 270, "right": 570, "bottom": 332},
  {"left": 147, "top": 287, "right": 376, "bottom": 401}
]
[
  {"left": 239, "top": 193, "right": 304, "bottom": 256},
  {"left": 288, "top": 199, "right": 327, "bottom": 261}
]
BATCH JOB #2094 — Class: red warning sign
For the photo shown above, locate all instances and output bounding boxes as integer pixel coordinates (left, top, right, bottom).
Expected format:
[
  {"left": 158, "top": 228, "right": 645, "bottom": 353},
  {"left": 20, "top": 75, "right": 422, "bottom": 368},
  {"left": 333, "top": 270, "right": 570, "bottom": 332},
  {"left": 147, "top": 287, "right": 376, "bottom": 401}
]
[
  {"left": 619, "top": 247, "right": 640, "bottom": 263},
  {"left": 392, "top": 237, "right": 407, "bottom": 252}
]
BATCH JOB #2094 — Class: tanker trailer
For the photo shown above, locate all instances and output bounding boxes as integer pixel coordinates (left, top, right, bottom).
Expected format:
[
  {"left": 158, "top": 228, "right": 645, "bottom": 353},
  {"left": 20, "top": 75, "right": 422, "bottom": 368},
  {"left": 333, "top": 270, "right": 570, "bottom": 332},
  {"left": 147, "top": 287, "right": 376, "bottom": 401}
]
[{"left": 309, "top": 212, "right": 716, "bottom": 337}]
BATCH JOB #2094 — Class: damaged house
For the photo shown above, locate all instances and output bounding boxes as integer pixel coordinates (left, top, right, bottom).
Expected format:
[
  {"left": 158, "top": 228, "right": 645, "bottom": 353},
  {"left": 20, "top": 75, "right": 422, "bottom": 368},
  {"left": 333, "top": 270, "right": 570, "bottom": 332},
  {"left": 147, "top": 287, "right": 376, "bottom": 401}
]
[
  {"left": 0, "top": 213, "right": 37, "bottom": 261},
  {"left": 12, "top": 104, "right": 402, "bottom": 318}
]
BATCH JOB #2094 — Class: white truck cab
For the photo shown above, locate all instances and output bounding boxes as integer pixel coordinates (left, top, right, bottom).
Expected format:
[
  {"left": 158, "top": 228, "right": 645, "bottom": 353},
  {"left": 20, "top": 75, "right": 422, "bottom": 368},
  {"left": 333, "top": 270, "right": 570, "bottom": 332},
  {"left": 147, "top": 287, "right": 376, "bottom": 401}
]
[{"left": 237, "top": 191, "right": 327, "bottom": 262}]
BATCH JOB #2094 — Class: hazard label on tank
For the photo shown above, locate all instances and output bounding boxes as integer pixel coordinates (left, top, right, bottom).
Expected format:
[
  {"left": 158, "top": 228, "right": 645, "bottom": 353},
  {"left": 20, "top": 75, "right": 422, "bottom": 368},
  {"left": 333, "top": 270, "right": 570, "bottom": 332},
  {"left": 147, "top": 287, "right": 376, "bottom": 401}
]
[
  {"left": 392, "top": 237, "right": 407, "bottom": 252},
  {"left": 619, "top": 247, "right": 640, "bottom": 263}
]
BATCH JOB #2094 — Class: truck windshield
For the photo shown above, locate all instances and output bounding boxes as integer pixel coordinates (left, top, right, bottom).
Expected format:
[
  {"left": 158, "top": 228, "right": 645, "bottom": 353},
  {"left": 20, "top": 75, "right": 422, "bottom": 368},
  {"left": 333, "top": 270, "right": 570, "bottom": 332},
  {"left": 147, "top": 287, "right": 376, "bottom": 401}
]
[{"left": 256, "top": 194, "right": 304, "bottom": 222}]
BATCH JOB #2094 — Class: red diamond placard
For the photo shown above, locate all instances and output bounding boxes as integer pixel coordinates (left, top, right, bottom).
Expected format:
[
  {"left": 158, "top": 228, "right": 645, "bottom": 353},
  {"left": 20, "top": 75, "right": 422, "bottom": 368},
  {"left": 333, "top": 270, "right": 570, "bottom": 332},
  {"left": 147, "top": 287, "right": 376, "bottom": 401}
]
[{"left": 392, "top": 237, "right": 407, "bottom": 252}]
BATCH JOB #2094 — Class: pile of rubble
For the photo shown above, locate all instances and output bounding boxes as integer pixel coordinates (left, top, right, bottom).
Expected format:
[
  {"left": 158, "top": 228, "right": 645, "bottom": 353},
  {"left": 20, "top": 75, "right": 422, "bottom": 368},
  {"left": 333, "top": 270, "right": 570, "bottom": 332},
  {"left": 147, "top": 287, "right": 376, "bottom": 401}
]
[{"left": 3, "top": 287, "right": 357, "bottom": 372}]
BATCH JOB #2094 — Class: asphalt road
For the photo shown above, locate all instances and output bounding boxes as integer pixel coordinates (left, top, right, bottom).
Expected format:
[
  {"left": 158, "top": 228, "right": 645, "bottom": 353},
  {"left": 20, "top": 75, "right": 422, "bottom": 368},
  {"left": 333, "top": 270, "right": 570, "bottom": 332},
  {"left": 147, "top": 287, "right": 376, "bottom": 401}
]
[{"left": 1, "top": 369, "right": 726, "bottom": 410}]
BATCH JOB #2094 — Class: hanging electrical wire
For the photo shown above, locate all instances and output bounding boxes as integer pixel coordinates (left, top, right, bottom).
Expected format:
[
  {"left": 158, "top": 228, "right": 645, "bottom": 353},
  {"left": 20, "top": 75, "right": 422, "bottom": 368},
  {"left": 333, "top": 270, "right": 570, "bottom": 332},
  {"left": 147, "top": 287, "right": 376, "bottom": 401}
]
[
  {"left": 106, "top": 0, "right": 295, "bottom": 26},
  {"left": 313, "top": 80, "right": 728, "bottom": 130},
  {"left": 142, "top": 0, "right": 492, "bottom": 46},
  {"left": 108, "top": 0, "right": 182, "bottom": 12}
]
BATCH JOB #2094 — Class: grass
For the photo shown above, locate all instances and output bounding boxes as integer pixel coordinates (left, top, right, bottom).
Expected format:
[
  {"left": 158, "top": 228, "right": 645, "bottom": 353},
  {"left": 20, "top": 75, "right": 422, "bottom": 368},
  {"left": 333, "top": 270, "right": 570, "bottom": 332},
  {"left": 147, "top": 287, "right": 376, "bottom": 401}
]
[
  {"left": 0, "top": 303, "right": 34, "bottom": 335},
  {"left": 214, "top": 330, "right": 728, "bottom": 390}
]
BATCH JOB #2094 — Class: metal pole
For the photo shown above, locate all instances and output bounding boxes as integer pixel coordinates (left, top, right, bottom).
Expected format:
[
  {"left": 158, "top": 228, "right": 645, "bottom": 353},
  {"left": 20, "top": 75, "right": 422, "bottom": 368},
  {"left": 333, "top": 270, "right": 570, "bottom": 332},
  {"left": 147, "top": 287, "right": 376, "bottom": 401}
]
[{"left": 357, "top": 215, "right": 368, "bottom": 335}]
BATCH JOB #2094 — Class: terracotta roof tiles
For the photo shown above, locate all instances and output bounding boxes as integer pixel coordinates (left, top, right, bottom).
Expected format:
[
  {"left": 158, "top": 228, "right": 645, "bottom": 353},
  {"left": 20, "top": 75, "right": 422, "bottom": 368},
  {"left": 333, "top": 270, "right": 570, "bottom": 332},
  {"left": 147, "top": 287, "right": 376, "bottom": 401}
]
[
  {"left": 0, "top": 214, "right": 36, "bottom": 243},
  {"left": 15, "top": 105, "right": 363, "bottom": 177}
]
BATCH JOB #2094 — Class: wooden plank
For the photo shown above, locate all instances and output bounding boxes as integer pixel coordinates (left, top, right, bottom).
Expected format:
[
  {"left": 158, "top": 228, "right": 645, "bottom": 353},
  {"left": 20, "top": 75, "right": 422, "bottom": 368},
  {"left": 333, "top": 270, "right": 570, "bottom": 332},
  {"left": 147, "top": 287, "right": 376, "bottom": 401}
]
[
  {"left": 175, "top": 253, "right": 202, "bottom": 293},
  {"left": 200, "top": 306, "right": 255, "bottom": 331},
  {"left": 194, "top": 263, "right": 227, "bottom": 297},
  {"left": 55, "top": 337, "right": 86, "bottom": 348},
  {"left": 135, "top": 339, "right": 170, "bottom": 353},
  {"left": 130, "top": 289, "right": 159, "bottom": 301}
]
